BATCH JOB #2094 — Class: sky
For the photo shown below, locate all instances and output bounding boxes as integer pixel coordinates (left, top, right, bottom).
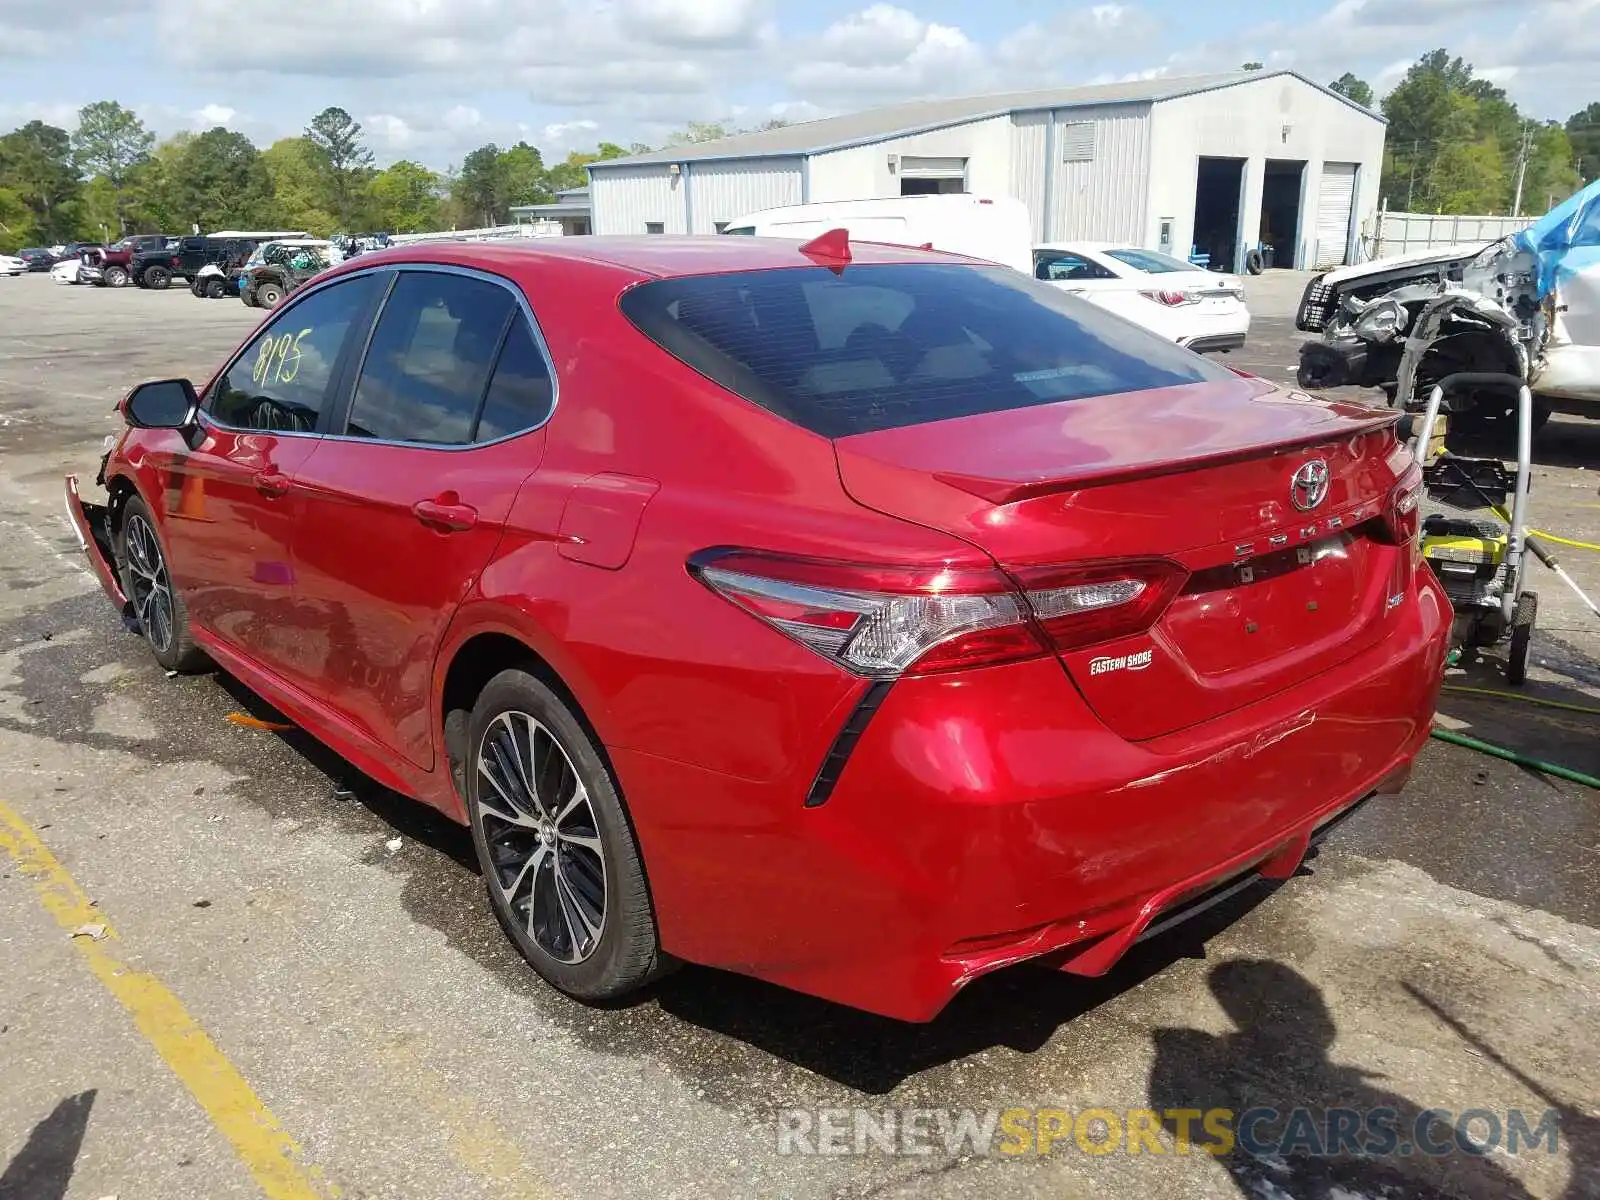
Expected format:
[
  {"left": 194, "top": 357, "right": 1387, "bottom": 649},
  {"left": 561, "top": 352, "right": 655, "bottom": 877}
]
[{"left": 0, "top": 0, "right": 1596, "bottom": 169}]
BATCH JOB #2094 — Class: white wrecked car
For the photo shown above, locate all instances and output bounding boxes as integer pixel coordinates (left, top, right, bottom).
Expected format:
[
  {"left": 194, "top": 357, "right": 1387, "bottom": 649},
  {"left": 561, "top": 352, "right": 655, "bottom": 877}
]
[{"left": 1295, "top": 179, "right": 1600, "bottom": 434}]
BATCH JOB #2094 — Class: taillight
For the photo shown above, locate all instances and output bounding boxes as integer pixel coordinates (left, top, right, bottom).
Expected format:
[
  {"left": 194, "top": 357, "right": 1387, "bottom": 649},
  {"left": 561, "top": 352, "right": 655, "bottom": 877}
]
[
  {"left": 1139, "top": 289, "right": 1196, "bottom": 307},
  {"left": 1385, "top": 469, "right": 1422, "bottom": 546},
  {"left": 1013, "top": 560, "right": 1189, "bottom": 653},
  {"left": 691, "top": 550, "right": 1185, "bottom": 677}
]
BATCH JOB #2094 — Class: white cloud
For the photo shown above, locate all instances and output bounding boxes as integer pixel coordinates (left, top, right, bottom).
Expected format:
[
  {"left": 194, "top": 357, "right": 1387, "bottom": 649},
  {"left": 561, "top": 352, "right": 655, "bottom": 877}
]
[
  {"left": 791, "top": 6, "right": 985, "bottom": 101},
  {"left": 2, "top": 0, "right": 1596, "bottom": 169},
  {"left": 543, "top": 119, "right": 600, "bottom": 143}
]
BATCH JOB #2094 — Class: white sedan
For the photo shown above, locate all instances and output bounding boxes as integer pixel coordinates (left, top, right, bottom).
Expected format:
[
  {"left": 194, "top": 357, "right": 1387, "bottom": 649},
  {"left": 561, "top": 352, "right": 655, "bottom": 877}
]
[
  {"left": 1032, "top": 243, "right": 1251, "bottom": 353},
  {"left": 0, "top": 254, "right": 25, "bottom": 277}
]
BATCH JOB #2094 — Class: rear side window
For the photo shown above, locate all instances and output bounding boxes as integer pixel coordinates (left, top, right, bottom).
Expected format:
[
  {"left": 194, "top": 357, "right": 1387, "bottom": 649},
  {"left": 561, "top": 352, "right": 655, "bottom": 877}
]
[
  {"left": 476, "top": 319, "right": 555, "bottom": 441},
  {"left": 346, "top": 271, "right": 516, "bottom": 445},
  {"left": 619, "top": 264, "right": 1228, "bottom": 437}
]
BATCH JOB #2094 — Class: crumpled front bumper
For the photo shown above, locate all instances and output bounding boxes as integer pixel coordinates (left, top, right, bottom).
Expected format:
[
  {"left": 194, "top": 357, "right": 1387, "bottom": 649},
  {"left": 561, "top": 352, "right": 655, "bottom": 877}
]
[{"left": 64, "top": 474, "right": 133, "bottom": 623}]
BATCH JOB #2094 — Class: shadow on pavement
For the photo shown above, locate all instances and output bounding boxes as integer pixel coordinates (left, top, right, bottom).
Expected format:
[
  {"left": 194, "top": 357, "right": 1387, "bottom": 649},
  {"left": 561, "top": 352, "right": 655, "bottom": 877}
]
[
  {"left": 0, "top": 1089, "right": 95, "bottom": 1200},
  {"left": 1147, "top": 961, "right": 1576, "bottom": 1200}
]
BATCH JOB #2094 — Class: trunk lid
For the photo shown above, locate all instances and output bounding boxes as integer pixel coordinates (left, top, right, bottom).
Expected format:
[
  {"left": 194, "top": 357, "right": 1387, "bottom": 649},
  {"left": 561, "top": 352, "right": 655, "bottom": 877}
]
[{"left": 834, "top": 376, "right": 1413, "bottom": 740}]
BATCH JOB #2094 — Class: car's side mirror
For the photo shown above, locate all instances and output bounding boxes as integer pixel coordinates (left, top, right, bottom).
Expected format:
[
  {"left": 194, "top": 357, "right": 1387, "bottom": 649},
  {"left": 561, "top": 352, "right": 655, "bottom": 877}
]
[{"left": 123, "top": 378, "right": 199, "bottom": 430}]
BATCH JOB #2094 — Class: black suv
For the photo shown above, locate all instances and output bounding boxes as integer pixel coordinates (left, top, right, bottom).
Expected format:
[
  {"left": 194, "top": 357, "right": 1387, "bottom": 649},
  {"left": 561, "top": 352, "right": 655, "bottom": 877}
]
[{"left": 131, "top": 236, "right": 263, "bottom": 290}]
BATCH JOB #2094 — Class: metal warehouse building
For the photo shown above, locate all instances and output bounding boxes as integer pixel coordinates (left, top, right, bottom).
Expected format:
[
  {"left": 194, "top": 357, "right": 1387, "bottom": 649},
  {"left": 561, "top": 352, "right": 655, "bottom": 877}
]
[{"left": 587, "top": 70, "right": 1386, "bottom": 272}]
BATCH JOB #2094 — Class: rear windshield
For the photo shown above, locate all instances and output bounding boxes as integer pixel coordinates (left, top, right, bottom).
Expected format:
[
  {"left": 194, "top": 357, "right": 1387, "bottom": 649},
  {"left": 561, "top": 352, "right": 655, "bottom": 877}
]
[
  {"left": 619, "top": 264, "right": 1227, "bottom": 437},
  {"left": 1103, "top": 248, "right": 1198, "bottom": 274}
]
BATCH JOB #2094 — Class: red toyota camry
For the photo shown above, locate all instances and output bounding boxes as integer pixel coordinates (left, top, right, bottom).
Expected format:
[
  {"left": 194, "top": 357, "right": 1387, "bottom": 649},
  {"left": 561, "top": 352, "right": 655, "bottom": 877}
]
[{"left": 66, "top": 234, "right": 1448, "bottom": 1021}]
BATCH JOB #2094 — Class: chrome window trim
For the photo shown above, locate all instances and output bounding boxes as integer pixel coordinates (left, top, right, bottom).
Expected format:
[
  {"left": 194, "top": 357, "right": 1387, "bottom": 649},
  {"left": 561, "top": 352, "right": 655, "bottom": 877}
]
[
  {"left": 334, "top": 261, "right": 560, "bottom": 452},
  {"left": 200, "top": 261, "right": 561, "bottom": 448}
]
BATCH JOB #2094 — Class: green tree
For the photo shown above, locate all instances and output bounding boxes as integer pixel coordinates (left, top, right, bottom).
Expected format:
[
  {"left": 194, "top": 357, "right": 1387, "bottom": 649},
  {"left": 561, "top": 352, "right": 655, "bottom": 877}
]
[
  {"left": 1520, "top": 123, "right": 1582, "bottom": 214},
  {"left": 167, "top": 127, "right": 275, "bottom": 231},
  {"left": 1329, "top": 73, "right": 1374, "bottom": 108},
  {"left": 1567, "top": 103, "right": 1600, "bottom": 182},
  {"left": 0, "top": 120, "right": 80, "bottom": 241},
  {"left": 1381, "top": 50, "right": 1527, "bottom": 213},
  {"left": 123, "top": 132, "right": 193, "bottom": 232},
  {"left": 70, "top": 101, "right": 155, "bottom": 233},
  {"left": 0, "top": 186, "right": 33, "bottom": 252},
  {"left": 369, "top": 160, "right": 441, "bottom": 232},
  {"left": 498, "top": 141, "right": 550, "bottom": 208},
  {"left": 261, "top": 137, "right": 338, "bottom": 235},
  {"left": 453, "top": 143, "right": 506, "bottom": 225},
  {"left": 304, "top": 106, "right": 374, "bottom": 229}
]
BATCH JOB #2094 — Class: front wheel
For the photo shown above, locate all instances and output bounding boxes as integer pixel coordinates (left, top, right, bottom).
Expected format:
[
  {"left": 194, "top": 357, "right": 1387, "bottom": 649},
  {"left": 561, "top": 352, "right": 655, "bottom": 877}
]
[
  {"left": 143, "top": 265, "right": 171, "bottom": 290},
  {"left": 255, "top": 282, "right": 284, "bottom": 309},
  {"left": 466, "top": 669, "right": 668, "bottom": 1002},
  {"left": 103, "top": 265, "right": 129, "bottom": 287},
  {"left": 116, "top": 496, "right": 206, "bottom": 673},
  {"left": 205, "top": 277, "right": 227, "bottom": 299}
]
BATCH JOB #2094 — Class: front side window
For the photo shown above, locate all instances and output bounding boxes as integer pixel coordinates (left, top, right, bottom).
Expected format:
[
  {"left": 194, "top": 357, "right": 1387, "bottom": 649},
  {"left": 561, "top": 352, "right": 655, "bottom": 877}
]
[
  {"left": 207, "top": 274, "right": 378, "bottom": 433},
  {"left": 344, "top": 271, "right": 516, "bottom": 445},
  {"left": 620, "top": 263, "right": 1227, "bottom": 438}
]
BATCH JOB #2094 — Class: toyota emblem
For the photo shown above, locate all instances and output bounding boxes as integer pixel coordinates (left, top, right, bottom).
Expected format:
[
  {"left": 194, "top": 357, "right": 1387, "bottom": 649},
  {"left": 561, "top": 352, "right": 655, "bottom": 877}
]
[{"left": 1290, "top": 460, "right": 1330, "bottom": 512}]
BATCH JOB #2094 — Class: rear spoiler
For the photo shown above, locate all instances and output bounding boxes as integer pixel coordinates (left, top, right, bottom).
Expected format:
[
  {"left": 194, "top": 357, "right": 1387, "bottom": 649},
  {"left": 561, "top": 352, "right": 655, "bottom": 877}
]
[{"left": 933, "top": 411, "right": 1403, "bottom": 506}]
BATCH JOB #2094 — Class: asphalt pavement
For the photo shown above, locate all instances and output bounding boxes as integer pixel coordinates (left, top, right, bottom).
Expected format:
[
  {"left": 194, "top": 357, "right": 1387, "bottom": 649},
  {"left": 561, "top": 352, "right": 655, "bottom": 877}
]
[{"left": 1, "top": 269, "right": 1597, "bottom": 1200}]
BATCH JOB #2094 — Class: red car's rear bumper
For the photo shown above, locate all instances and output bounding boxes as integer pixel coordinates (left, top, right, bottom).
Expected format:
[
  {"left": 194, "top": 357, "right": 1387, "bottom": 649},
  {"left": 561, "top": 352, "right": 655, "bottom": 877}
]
[{"left": 618, "top": 568, "right": 1450, "bottom": 1021}]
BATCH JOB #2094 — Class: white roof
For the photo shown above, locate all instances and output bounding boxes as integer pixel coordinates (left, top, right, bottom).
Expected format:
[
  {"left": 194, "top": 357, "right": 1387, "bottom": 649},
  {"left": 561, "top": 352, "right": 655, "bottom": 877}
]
[{"left": 593, "top": 70, "right": 1384, "bottom": 170}]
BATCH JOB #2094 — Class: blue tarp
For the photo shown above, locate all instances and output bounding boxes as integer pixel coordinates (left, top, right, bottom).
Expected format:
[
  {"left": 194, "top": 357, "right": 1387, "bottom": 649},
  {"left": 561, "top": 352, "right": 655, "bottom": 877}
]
[{"left": 1513, "top": 177, "right": 1600, "bottom": 300}]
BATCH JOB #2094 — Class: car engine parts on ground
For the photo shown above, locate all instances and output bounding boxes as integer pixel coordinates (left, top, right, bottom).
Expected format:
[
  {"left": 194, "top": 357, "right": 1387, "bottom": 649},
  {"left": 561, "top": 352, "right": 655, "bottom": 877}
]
[{"left": 1296, "top": 179, "right": 1600, "bottom": 435}]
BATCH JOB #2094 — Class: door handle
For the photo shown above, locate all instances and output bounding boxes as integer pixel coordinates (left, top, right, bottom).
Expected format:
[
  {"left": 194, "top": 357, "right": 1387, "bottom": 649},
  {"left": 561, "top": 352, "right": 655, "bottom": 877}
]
[
  {"left": 412, "top": 499, "right": 478, "bottom": 532},
  {"left": 253, "top": 469, "right": 291, "bottom": 497}
]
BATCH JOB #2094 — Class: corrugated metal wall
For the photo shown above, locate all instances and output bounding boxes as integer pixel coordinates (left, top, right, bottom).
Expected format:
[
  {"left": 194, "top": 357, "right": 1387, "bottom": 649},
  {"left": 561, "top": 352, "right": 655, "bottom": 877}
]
[
  {"left": 1045, "top": 104, "right": 1152, "bottom": 243},
  {"left": 806, "top": 117, "right": 1014, "bottom": 202},
  {"left": 1147, "top": 78, "right": 1387, "bottom": 267},
  {"left": 684, "top": 159, "right": 803, "bottom": 233},
  {"left": 589, "top": 165, "right": 686, "bottom": 235},
  {"left": 1009, "top": 113, "right": 1049, "bottom": 241}
]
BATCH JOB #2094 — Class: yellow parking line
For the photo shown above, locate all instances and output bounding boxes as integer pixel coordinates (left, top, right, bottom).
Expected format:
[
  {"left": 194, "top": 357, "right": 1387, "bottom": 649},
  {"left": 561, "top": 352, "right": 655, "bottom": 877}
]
[{"left": 0, "top": 799, "right": 337, "bottom": 1200}]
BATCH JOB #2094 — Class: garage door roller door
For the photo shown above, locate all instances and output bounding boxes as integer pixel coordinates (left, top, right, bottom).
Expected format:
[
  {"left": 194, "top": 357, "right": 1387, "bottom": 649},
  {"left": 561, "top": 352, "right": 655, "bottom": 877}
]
[
  {"left": 1314, "top": 163, "right": 1357, "bottom": 268},
  {"left": 898, "top": 156, "right": 967, "bottom": 180}
]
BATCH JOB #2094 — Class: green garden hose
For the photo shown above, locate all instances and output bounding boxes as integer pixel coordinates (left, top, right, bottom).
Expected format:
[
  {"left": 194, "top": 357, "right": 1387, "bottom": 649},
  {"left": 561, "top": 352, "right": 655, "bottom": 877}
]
[{"left": 1429, "top": 728, "right": 1600, "bottom": 789}]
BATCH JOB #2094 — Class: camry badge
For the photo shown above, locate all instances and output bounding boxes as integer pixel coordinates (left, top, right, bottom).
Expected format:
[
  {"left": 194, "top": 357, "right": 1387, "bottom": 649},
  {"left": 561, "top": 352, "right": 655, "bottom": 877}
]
[{"left": 1290, "top": 460, "right": 1330, "bottom": 512}]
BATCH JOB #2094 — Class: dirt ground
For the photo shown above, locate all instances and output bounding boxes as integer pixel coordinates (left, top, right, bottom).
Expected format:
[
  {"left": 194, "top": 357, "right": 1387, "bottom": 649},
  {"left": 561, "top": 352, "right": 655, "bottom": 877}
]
[{"left": 0, "top": 267, "right": 1597, "bottom": 1200}]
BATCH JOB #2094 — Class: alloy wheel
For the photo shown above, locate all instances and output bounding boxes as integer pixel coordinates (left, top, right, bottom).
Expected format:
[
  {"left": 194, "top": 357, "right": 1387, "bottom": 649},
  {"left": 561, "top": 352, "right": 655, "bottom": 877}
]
[
  {"left": 475, "top": 711, "right": 607, "bottom": 964},
  {"left": 123, "top": 514, "right": 175, "bottom": 654}
]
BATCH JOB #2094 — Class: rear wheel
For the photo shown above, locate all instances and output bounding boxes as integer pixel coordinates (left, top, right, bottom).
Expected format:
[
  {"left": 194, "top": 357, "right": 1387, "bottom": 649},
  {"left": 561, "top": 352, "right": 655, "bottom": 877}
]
[
  {"left": 256, "top": 282, "right": 284, "bottom": 309},
  {"left": 143, "top": 265, "right": 171, "bottom": 290},
  {"left": 103, "top": 265, "right": 129, "bottom": 288},
  {"left": 466, "top": 669, "right": 667, "bottom": 1002},
  {"left": 205, "top": 277, "right": 227, "bottom": 299},
  {"left": 117, "top": 496, "right": 206, "bottom": 673}
]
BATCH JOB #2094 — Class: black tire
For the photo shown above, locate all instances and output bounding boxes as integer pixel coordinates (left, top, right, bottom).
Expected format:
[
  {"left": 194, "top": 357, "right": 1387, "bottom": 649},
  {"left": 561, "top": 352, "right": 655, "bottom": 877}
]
[
  {"left": 116, "top": 495, "right": 206, "bottom": 673},
  {"left": 143, "top": 265, "right": 171, "bottom": 290},
  {"left": 256, "top": 282, "right": 284, "bottom": 309},
  {"left": 103, "top": 265, "right": 129, "bottom": 288},
  {"left": 1245, "top": 248, "right": 1265, "bottom": 275},
  {"left": 205, "top": 277, "right": 227, "bottom": 299},
  {"left": 240, "top": 287, "right": 257, "bottom": 308},
  {"left": 1506, "top": 591, "right": 1537, "bottom": 686},
  {"left": 466, "top": 668, "right": 667, "bottom": 1002}
]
